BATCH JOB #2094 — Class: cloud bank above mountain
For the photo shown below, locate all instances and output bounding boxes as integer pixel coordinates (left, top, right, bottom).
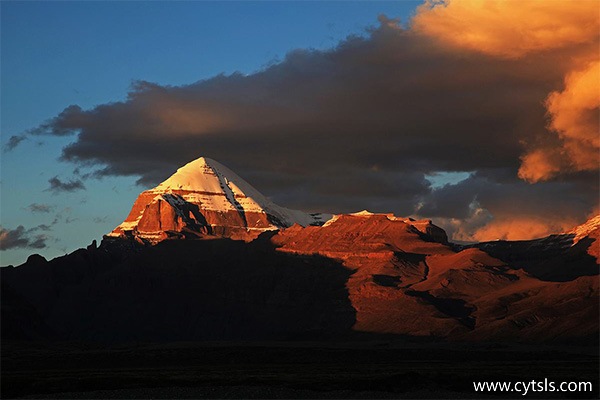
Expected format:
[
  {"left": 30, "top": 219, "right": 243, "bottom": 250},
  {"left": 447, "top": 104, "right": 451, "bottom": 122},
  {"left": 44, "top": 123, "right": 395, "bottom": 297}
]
[
  {"left": 411, "top": 0, "right": 599, "bottom": 183},
  {"left": 13, "top": 0, "right": 599, "bottom": 241}
]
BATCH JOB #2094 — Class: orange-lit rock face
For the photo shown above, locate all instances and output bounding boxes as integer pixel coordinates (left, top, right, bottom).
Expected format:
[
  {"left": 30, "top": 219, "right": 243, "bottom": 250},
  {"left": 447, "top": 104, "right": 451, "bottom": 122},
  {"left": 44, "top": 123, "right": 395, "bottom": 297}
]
[
  {"left": 270, "top": 214, "right": 599, "bottom": 340},
  {"left": 273, "top": 214, "right": 451, "bottom": 258},
  {"left": 97, "top": 156, "right": 598, "bottom": 342},
  {"left": 110, "top": 189, "right": 279, "bottom": 242},
  {"left": 587, "top": 229, "right": 599, "bottom": 260},
  {"left": 271, "top": 214, "right": 474, "bottom": 336}
]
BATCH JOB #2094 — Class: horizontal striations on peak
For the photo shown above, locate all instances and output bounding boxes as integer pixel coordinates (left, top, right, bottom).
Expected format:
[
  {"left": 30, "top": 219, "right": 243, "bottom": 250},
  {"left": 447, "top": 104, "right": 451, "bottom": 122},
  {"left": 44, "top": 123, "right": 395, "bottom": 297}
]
[{"left": 107, "top": 156, "right": 331, "bottom": 243}]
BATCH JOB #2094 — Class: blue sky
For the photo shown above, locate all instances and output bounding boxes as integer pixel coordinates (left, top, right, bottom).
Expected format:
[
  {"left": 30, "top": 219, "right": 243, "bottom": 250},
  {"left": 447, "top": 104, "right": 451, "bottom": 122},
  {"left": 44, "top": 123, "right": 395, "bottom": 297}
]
[{"left": 1, "top": 1, "right": 422, "bottom": 265}]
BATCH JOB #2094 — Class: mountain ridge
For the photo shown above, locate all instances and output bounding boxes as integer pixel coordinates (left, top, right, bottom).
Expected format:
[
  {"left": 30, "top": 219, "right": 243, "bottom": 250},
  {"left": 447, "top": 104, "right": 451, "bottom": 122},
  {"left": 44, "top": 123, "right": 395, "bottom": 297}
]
[
  {"left": 1, "top": 156, "right": 598, "bottom": 344},
  {"left": 106, "top": 155, "right": 598, "bottom": 250}
]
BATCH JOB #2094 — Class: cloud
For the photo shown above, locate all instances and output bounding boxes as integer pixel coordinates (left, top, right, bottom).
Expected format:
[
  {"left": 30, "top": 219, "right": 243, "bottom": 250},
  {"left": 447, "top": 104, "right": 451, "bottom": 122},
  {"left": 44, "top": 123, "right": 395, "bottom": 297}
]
[
  {"left": 65, "top": 216, "right": 78, "bottom": 224},
  {"left": 3, "top": 135, "right": 27, "bottom": 152},
  {"left": 32, "top": 224, "right": 53, "bottom": 232},
  {"left": 27, "top": 203, "right": 54, "bottom": 213},
  {"left": 46, "top": 176, "right": 86, "bottom": 193},
  {"left": 50, "top": 207, "right": 75, "bottom": 225},
  {"left": 16, "top": 1, "right": 599, "bottom": 239},
  {"left": 519, "top": 61, "right": 600, "bottom": 182},
  {"left": 0, "top": 226, "right": 48, "bottom": 250},
  {"left": 417, "top": 170, "right": 598, "bottom": 241},
  {"left": 469, "top": 216, "right": 579, "bottom": 242},
  {"left": 411, "top": 0, "right": 599, "bottom": 59},
  {"left": 411, "top": 0, "right": 599, "bottom": 182},
  {"left": 30, "top": 24, "right": 565, "bottom": 189}
]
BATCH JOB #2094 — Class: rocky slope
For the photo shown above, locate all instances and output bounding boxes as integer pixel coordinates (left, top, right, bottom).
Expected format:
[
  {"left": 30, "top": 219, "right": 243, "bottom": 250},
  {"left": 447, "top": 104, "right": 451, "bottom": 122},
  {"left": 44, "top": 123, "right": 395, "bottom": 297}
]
[{"left": 272, "top": 213, "right": 599, "bottom": 341}]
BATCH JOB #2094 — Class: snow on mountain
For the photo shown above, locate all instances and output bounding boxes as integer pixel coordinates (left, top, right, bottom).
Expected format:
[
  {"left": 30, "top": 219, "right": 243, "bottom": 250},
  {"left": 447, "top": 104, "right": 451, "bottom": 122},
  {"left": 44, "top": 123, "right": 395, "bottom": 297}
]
[
  {"left": 569, "top": 214, "right": 600, "bottom": 243},
  {"left": 108, "top": 157, "right": 331, "bottom": 242},
  {"left": 108, "top": 156, "right": 596, "bottom": 249},
  {"left": 323, "top": 210, "right": 448, "bottom": 244}
]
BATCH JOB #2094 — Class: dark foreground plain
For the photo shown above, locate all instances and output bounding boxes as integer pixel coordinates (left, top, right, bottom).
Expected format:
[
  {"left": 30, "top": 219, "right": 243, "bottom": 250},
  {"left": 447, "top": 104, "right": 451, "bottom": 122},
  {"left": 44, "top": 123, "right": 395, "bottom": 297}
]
[{"left": 2, "top": 340, "right": 598, "bottom": 399}]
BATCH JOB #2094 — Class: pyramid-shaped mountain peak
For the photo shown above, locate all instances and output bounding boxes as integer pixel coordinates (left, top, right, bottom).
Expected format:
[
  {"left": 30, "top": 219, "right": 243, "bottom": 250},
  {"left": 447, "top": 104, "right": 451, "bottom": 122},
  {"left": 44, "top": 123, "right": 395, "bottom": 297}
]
[
  {"left": 153, "top": 156, "right": 267, "bottom": 200},
  {"left": 107, "top": 156, "right": 331, "bottom": 242}
]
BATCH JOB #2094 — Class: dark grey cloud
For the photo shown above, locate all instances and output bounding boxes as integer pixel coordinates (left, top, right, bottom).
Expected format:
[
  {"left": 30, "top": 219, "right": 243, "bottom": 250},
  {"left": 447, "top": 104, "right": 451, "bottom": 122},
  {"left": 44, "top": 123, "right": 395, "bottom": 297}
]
[
  {"left": 416, "top": 168, "right": 599, "bottom": 240},
  {"left": 33, "top": 224, "right": 53, "bottom": 232},
  {"left": 50, "top": 207, "right": 74, "bottom": 225},
  {"left": 418, "top": 169, "right": 598, "bottom": 221},
  {"left": 3, "top": 135, "right": 27, "bottom": 152},
  {"left": 19, "top": 18, "right": 598, "bottom": 238},
  {"left": 46, "top": 176, "right": 86, "bottom": 193},
  {"left": 0, "top": 226, "right": 48, "bottom": 250},
  {"left": 27, "top": 203, "right": 54, "bottom": 213},
  {"left": 36, "top": 29, "right": 562, "bottom": 179}
]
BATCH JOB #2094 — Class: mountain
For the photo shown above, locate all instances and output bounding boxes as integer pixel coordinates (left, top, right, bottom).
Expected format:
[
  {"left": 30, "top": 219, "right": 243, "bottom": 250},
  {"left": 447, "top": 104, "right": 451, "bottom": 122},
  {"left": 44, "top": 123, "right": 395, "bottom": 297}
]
[
  {"left": 106, "top": 157, "right": 449, "bottom": 245},
  {"left": 107, "top": 157, "right": 330, "bottom": 242},
  {"left": 273, "top": 213, "right": 598, "bottom": 341},
  {"left": 1, "top": 157, "right": 598, "bottom": 344}
]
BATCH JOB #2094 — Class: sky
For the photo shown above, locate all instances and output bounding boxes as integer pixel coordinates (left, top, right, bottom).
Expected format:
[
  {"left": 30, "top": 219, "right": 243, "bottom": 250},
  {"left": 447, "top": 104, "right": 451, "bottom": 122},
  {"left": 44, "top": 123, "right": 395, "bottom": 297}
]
[{"left": 1, "top": 0, "right": 598, "bottom": 266}]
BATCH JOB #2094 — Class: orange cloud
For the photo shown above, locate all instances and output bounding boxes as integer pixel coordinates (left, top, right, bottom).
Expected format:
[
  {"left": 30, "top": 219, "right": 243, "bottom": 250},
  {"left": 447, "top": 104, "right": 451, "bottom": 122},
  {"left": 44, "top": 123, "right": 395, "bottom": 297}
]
[
  {"left": 470, "top": 217, "right": 579, "bottom": 242},
  {"left": 412, "top": 0, "right": 599, "bottom": 58},
  {"left": 519, "top": 60, "right": 600, "bottom": 182},
  {"left": 517, "top": 148, "right": 563, "bottom": 183},
  {"left": 435, "top": 205, "right": 582, "bottom": 242},
  {"left": 440, "top": 211, "right": 580, "bottom": 242},
  {"left": 413, "top": 0, "right": 599, "bottom": 182}
]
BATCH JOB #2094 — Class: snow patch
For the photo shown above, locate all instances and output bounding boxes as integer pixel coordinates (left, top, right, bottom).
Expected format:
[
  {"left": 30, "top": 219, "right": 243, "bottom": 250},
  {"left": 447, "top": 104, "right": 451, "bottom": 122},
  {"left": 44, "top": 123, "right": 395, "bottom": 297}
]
[
  {"left": 352, "top": 210, "right": 375, "bottom": 216},
  {"left": 569, "top": 214, "right": 600, "bottom": 244}
]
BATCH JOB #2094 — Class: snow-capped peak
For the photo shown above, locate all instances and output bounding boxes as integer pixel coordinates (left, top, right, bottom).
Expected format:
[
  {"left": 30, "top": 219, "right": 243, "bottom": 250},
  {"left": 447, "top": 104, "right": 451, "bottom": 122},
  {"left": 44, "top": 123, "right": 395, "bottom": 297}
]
[
  {"left": 107, "top": 156, "right": 331, "bottom": 241},
  {"left": 569, "top": 214, "right": 600, "bottom": 243},
  {"left": 155, "top": 157, "right": 258, "bottom": 196},
  {"left": 151, "top": 156, "right": 326, "bottom": 226}
]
